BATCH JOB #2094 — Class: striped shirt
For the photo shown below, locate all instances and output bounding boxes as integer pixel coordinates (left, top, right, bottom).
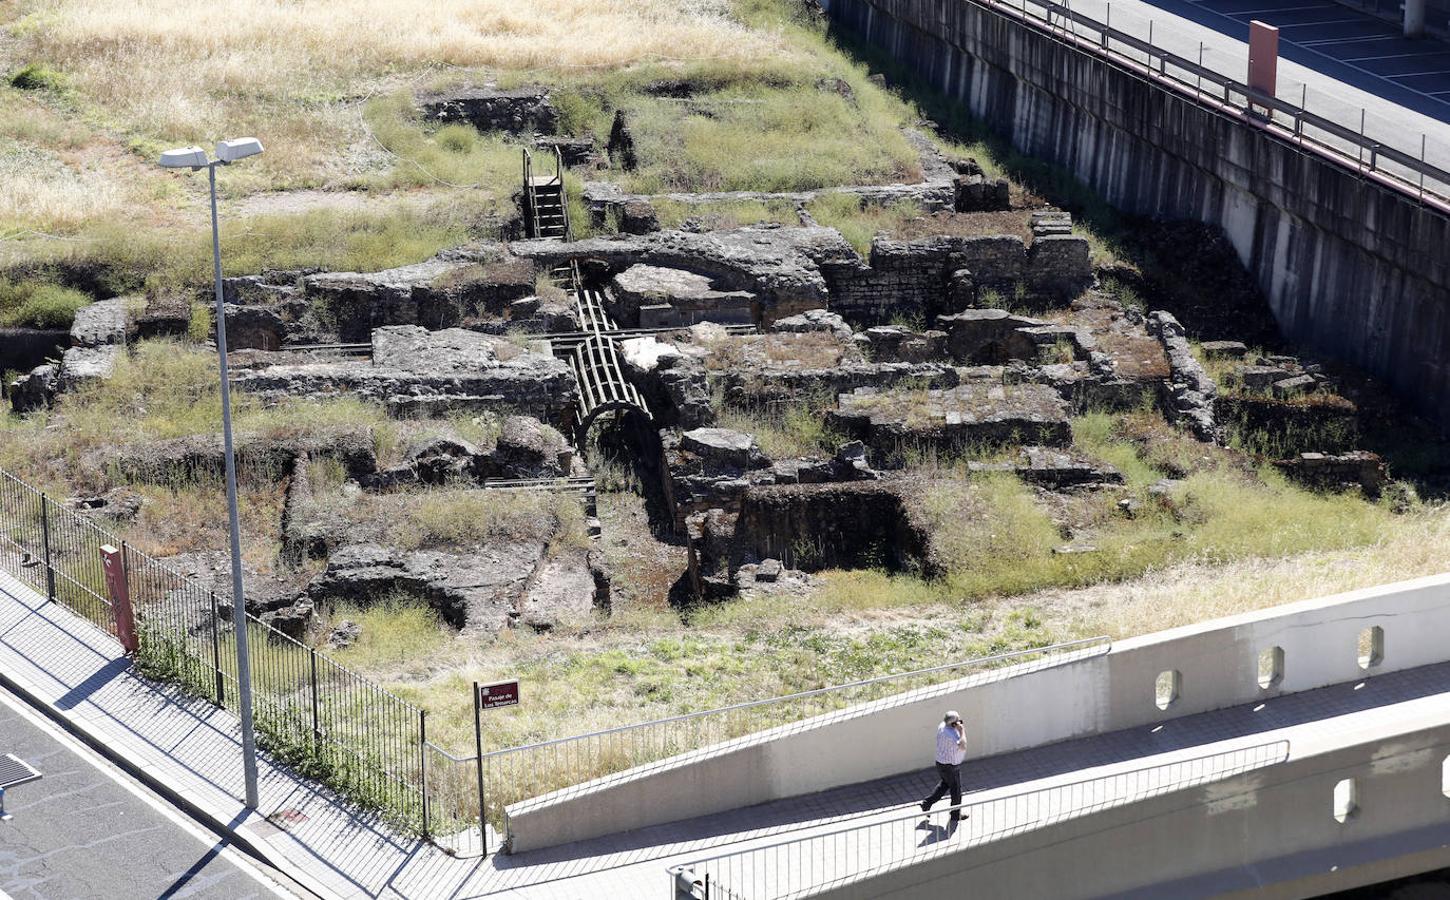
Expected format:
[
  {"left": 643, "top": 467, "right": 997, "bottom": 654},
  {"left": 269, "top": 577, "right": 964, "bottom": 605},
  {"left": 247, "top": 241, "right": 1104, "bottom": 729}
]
[{"left": 935, "top": 722, "right": 966, "bottom": 765}]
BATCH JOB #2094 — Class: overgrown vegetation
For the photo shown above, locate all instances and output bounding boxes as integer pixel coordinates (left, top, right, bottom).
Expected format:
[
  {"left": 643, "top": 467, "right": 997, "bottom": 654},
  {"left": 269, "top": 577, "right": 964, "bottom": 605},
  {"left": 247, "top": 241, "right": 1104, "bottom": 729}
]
[
  {"left": 876, "top": 410, "right": 1401, "bottom": 607},
  {"left": 383, "top": 489, "right": 589, "bottom": 552},
  {"left": 8, "top": 63, "right": 64, "bottom": 92},
  {"left": 716, "top": 401, "right": 840, "bottom": 458},
  {"left": 0, "top": 277, "right": 90, "bottom": 327},
  {"left": 652, "top": 197, "right": 798, "bottom": 231},
  {"left": 0, "top": 340, "right": 398, "bottom": 491},
  {"left": 806, "top": 193, "right": 924, "bottom": 256},
  {"left": 610, "top": 80, "right": 919, "bottom": 193},
  {"left": 327, "top": 593, "right": 454, "bottom": 671},
  {"left": 9, "top": 201, "right": 480, "bottom": 298}
]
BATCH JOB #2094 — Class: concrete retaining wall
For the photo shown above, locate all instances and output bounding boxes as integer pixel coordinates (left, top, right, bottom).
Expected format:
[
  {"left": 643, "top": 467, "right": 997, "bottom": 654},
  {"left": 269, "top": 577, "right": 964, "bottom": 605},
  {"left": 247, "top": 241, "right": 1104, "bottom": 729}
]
[
  {"left": 505, "top": 571, "right": 1450, "bottom": 852},
  {"left": 825, "top": 720, "right": 1450, "bottom": 898},
  {"left": 828, "top": 0, "right": 1450, "bottom": 428}
]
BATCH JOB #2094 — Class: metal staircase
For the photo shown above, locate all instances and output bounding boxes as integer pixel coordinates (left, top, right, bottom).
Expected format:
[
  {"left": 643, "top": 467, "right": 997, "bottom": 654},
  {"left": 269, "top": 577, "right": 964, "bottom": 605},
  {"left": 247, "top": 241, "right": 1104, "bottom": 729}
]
[
  {"left": 519, "top": 150, "right": 650, "bottom": 444},
  {"left": 522, "top": 147, "right": 571, "bottom": 241}
]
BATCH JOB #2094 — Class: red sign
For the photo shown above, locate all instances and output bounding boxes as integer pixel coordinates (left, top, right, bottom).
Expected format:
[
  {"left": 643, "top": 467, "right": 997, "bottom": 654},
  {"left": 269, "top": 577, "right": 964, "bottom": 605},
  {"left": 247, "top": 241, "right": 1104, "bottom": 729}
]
[
  {"left": 477, "top": 680, "right": 520, "bottom": 710},
  {"left": 100, "top": 545, "right": 138, "bottom": 654}
]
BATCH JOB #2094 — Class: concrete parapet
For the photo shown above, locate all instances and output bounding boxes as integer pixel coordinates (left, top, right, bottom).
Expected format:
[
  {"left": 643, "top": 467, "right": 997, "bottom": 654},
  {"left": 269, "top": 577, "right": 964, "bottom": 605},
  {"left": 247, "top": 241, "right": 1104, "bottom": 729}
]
[{"left": 505, "top": 571, "right": 1450, "bottom": 852}]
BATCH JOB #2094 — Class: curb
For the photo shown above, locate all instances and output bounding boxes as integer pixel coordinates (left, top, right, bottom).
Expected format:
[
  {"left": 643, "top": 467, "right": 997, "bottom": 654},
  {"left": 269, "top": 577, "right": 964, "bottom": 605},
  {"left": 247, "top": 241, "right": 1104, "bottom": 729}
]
[{"left": 0, "top": 664, "right": 345, "bottom": 900}]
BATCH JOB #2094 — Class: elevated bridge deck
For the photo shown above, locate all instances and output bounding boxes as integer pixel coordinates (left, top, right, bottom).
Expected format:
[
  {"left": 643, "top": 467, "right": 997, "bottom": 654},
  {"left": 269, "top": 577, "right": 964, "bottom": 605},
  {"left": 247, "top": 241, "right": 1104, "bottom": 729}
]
[
  {"left": 449, "top": 656, "right": 1450, "bottom": 897},
  {"left": 1043, "top": 0, "right": 1450, "bottom": 185}
]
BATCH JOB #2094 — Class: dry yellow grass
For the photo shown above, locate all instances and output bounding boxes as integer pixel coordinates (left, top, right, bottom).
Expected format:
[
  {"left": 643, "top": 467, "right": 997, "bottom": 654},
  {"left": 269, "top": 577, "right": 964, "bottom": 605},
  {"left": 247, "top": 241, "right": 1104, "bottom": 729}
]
[
  {"left": 1071, "top": 507, "right": 1450, "bottom": 638},
  {"left": 7, "top": 0, "right": 790, "bottom": 187},
  {"left": 0, "top": 144, "right": 124, "bottom": 231}
]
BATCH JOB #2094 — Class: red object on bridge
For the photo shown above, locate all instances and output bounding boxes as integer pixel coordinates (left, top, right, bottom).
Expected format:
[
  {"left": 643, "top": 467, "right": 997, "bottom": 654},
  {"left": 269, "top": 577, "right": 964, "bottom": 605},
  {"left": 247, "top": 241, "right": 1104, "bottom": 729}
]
[
  {"left": 100, "top": 545, "right": 138, "bottom": 654},
  {"left": 1247, "top": 20, "right": 1279, "bottom": 110}
]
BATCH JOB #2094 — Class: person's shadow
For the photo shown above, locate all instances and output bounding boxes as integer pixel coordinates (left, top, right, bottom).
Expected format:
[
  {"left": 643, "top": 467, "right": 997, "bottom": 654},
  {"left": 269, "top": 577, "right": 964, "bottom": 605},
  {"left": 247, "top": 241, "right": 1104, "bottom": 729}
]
[{"left": 916, "top": 813, "right": 962, "bottom": 846}]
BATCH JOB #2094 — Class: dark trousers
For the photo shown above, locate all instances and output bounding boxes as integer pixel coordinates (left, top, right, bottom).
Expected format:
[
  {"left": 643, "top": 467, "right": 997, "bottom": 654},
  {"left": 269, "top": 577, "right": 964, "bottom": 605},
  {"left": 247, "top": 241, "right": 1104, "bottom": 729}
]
[{"left": 923, "top": 761, "right": 963, "bottom": 813}]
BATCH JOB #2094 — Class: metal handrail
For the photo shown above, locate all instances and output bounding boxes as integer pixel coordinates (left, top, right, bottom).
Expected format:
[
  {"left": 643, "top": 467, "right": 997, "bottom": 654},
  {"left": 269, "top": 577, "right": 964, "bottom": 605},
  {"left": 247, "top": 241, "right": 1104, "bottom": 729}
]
[
  {"left": 522, "top": 148, "right": 541, "bottom": 239},
  {"left": 670, "top": 738, "right": 1291, "bottom": 898},
  {"left": 556, "top": 144, "right": 573, "bottom": 242},
  {"left": 970, "top": 0, "right": 1450, "bottom": 205},
  {"left": 522, "top": 145, "right": 571, "bottom": 240},
  {"left": 472, "top": 636, "right": 1108, "bottom": 762}
]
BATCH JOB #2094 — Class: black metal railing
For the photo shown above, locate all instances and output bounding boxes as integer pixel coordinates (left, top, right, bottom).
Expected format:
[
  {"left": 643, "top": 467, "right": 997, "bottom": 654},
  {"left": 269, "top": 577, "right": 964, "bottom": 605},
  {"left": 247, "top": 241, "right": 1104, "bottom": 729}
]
[
  {"left": 967, "top": 0, "right": 1450, "bottom": 206},
  {"left": 0, "top": 467, "right": 431, "bottom": 835}
]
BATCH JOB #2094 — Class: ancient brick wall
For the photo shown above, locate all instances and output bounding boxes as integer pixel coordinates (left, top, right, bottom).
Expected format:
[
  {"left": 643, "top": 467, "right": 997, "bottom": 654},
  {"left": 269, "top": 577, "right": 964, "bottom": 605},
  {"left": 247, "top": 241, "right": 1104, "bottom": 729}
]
[
  {"left": 730, "top": 481, "right": 934, "bottom": 574},
  {"left": 822, "top": 234, "right": 1090, "bottom": 324}
]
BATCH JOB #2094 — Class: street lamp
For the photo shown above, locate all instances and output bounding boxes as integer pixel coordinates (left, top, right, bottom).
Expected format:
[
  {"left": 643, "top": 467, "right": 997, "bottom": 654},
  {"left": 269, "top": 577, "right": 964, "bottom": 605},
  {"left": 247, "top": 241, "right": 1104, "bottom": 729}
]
[{"left": 159, "top": 137, "right": 265, "bottom": 810}]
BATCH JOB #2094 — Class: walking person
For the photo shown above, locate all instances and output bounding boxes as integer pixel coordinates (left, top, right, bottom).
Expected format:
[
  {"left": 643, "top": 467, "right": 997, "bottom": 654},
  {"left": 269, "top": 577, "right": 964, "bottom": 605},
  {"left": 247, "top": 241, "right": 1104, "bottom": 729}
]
[{"left": 921, "top": 710, "right": 968, "bottom": 822}]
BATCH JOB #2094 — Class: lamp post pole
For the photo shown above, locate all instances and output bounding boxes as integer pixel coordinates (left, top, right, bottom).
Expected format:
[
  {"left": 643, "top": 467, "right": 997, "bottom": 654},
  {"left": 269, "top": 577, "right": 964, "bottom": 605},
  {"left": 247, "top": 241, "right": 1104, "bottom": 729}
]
[{"left": 207, "top": 160, "right": 260, "bottom": 810}]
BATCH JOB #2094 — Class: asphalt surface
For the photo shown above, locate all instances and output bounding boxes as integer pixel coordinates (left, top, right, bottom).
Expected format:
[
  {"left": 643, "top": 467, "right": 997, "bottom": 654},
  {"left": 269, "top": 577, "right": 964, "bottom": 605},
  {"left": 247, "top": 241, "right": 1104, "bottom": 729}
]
[
  {"left": 1044, "top": 0, "right": 1450, "bottom": 188},
  {"left": 0, "top": 688, "right": 297, "bottom": 900}
]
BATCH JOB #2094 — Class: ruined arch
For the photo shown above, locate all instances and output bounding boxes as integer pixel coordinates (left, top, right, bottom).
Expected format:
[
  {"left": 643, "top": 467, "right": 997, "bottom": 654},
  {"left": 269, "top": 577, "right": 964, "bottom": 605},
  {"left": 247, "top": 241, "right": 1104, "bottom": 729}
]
[{"left": 570, "top": 333, "right": 652, "bottom": 445}]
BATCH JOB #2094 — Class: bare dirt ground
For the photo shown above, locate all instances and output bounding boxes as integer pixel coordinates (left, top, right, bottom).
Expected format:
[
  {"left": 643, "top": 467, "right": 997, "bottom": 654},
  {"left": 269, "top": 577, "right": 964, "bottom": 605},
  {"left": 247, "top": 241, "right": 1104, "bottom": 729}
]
[{"left": 230, "top": 186, "right": 457, "bottom": 219}]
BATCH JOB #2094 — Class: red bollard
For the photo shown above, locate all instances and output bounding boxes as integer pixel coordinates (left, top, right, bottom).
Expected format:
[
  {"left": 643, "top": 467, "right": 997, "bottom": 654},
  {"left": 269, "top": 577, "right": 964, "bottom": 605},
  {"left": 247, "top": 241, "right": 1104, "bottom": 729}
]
[
  {"left": 1247, "top": 21, "right": 1279, "bottom": 116},
  {"left": 101, "top": 545, "right": 138, "bottom": 654}
]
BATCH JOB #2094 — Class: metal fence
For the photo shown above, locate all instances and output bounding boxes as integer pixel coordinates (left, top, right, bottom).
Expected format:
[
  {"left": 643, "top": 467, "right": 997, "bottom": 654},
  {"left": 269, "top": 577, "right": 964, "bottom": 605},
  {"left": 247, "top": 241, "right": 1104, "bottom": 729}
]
[
  {"left": 0, "top": 466, "right": 1120, "bottom": 856},
  {"left": 975, "top": 0, "right": 1450, "bottom": 205},
  {"left": 0, "top": 467, "right": 431, "bottom": 834},
  {"left": 421, "top": 636, "right": 1110, "bottom": 847},
  {"left": 669, "top": 740, "right": 1291, "bottom": 899}
]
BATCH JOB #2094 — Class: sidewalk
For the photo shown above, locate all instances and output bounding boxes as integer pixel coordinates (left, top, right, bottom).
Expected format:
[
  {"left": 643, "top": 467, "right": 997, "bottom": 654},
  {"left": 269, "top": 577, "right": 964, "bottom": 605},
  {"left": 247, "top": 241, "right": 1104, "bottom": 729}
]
[
  {"left": 0, "top": 570, "right": 473, "bottom": 900},
  {"left": 11, "top": 564, "right": 1450, "bottom": 899}
]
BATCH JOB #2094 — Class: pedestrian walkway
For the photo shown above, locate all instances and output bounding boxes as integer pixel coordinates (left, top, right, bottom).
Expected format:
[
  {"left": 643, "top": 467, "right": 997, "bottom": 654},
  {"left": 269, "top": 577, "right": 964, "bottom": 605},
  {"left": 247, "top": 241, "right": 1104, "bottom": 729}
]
[
  {"left": 0, "top": 570, "right": 456, "bottom": 900},
  {"left": 7, "top": 567, "right": 1450, "bottom": 899}
]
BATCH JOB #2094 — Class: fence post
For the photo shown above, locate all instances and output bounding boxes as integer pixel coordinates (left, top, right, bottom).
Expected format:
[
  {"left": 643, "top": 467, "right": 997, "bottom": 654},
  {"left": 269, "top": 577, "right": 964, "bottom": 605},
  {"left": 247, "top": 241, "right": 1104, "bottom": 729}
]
[
  {"left": 209, "top": 591, "right": 225, "bottom": 707},
  {"left": 39, "top": 493, "right": 54, "bottom": 603},
  {"left": 120, "top": 539, "right": 130, "bottom": 603},
  {"left": 309, "top": 647, "right": 321, "bottom": 750},
  {"left": 1358, "top": 108, "right": 1366, "bottom": 170},
  {"left": 420, "top": 710, "right": 430, "bottom": 840},
  {"left": 1421, "top": 134, "right": 1427, "bottom": 201},
  {"left": 473, "top": 681, "right": 489, "bottom": 857},
  {"left": 117, "top": 541, "right": 137, "bottom": 653}
]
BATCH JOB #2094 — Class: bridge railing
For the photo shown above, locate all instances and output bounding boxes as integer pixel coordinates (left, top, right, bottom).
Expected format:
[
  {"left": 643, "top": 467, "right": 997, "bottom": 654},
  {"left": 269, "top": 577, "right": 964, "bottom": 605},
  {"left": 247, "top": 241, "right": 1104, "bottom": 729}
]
[
  {"left": 420, "top": 636, "right": 1109, "bottom": 840},
  {"left": 970, "top": 0, "right": 1450, "bottom": 206},
  {"left": 668, "top": 739, "right": 1291, "bottom": 899}
]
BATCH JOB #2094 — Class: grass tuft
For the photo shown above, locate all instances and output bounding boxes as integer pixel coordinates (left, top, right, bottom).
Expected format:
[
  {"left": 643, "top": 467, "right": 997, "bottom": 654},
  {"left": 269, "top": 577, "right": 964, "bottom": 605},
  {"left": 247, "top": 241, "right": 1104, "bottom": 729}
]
[
  {"left": 806, "top": 193, "right": 924, "bottom": 256},
  {"left": 9, "top": 64, "right": 66, "bottom": 91},
  {"left": 327, "top": 593, "right": 454, "bottom": 671},
  {"left": 0, "top": 278, "right": 91, "bottom": 328}
]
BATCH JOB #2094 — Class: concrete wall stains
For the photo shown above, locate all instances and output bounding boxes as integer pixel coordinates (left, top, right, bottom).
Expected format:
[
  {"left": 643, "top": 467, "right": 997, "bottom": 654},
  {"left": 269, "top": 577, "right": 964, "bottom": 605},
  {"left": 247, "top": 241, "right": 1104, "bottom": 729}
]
[{"left": 830, "top": 0, "right": 1450, "bottom": 428}]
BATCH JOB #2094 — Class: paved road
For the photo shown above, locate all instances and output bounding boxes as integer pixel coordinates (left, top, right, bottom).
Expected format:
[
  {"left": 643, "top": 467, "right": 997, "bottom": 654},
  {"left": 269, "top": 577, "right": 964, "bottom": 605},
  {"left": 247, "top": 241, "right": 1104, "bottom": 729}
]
[
  {"left": 0, "top": 689, "right": 298, "bottom": 900},
  {"left": 1037, "top": 0, "right": 1450, "bottom": 189}
]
